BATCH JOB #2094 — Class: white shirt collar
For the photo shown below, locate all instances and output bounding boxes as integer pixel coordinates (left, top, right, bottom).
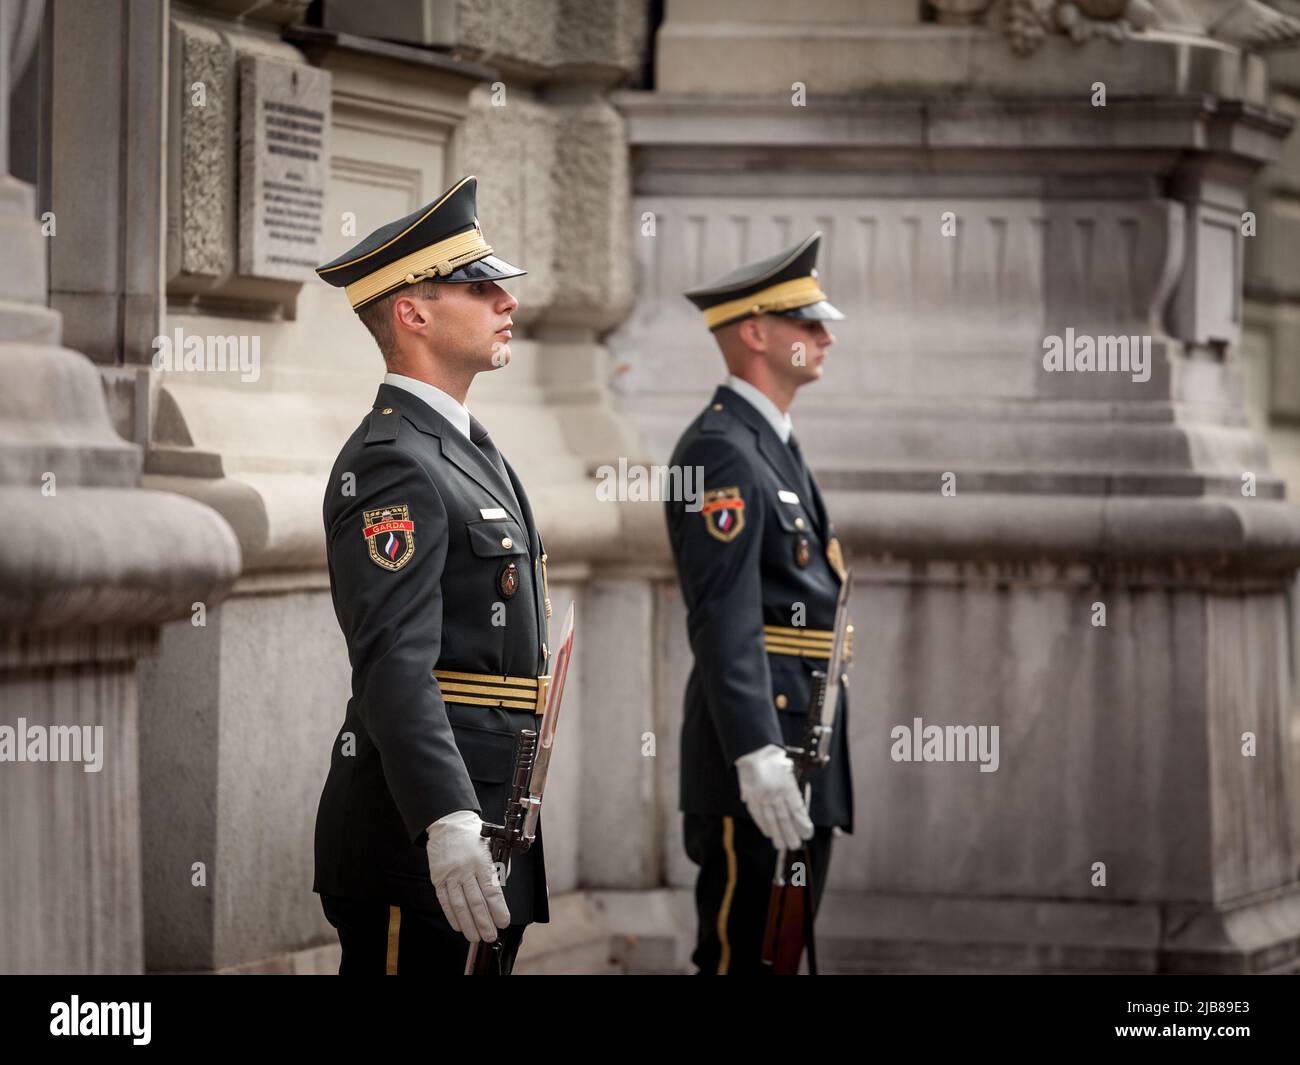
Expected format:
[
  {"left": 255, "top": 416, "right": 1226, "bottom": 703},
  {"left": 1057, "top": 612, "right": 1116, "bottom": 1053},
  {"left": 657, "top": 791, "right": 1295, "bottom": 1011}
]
[
  {"left": 725, "top": 374, "right": 792, "bottom": 444},
  {"left": 384, "top": 372, "right": 472, "bottom": 440}
]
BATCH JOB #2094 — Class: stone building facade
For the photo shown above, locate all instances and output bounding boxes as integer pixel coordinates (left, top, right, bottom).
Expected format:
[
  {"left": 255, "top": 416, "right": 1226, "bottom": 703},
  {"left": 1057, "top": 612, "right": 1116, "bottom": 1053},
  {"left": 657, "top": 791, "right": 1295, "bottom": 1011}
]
[{"left": 3, "top": 0, "right": 1300, "bottom": 973}]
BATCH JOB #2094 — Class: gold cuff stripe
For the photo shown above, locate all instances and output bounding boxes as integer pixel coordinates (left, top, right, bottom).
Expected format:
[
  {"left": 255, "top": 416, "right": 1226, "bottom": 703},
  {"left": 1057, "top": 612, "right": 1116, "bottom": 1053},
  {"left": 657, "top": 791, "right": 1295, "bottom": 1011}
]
[
  {"left": 442, "top": 693, "right": 539, "bottom": 711},
  {"left": 702, "top": 275, "right": 827, "bottom": 329},
  {"left": 320, "top": 175, "right": 474, "bottom": 275},
  {"left": 766, "top": 644, "right": 834, "bottom": 659},
  {"left": 345, "top": 228, "right": 493, "bottom": 308},
  {"left": 432, "top": 668, "right": 548, "bottom": 712},
  {"left": 763, "top": 625, "right": 835, "bottom": 641},
  {"left": 762, "top": 624, "right": 853, "bottom": 660},
  {"left": 434, "top": 669, "right": 538, "bottom": 690},
  {"left": 438, "top": 682, "right": 541, "bottom": 701}
]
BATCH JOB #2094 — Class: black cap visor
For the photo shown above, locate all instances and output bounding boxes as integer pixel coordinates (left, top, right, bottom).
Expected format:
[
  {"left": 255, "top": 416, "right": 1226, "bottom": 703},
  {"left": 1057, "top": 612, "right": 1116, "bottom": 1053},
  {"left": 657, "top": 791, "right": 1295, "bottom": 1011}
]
[
  {"left": 777, "top": 299, "right": 845, "bottom": 322},
  {"left": 441, "top": 253, "right": 526, "bottom": 284}
]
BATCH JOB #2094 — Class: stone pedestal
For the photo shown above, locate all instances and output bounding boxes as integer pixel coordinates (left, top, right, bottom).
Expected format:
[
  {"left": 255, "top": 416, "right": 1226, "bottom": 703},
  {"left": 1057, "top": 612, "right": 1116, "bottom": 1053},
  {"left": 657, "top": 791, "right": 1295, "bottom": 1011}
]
[{"left": 0, "top": 1, "right": 240, "bottom": 974}]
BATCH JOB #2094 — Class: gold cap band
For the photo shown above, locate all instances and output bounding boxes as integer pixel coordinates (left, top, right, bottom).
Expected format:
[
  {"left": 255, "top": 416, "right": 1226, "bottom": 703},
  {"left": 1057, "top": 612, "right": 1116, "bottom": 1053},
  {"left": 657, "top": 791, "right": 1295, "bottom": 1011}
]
[
  {"left": 702, "top": 275, "right": 828, "bottom": 330},
  {"left": 344, "top": 228, "right": 493, "bottom": 309}
]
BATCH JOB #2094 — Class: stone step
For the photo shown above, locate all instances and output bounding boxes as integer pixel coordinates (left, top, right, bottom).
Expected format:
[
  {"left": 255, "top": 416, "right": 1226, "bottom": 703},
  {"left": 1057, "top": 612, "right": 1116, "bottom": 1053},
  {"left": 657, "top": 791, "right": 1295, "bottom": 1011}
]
[
  {"left": 211, "top": 891, "right": 698, "bottom": 975},
  {"left": 514, "top": 891, "right": 622, "bottom": 974},
  {"left": 217, "top": 943, "right": 340, "bottom": 975}
]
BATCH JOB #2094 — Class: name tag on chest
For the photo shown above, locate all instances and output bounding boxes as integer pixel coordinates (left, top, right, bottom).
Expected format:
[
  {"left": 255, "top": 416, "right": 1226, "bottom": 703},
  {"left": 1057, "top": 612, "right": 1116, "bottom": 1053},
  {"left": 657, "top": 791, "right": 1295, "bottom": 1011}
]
[{"left": 480, "top": 507, "right": 508, "bottom": 519}]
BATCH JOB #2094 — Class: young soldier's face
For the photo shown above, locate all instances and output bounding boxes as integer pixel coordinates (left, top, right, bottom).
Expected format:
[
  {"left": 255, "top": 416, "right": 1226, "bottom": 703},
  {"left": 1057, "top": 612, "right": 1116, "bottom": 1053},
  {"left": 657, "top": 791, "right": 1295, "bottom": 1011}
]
[
  {"left": 424, "top": 279, "right": 519, "bottom": 373},
  {"left": 764, "top": 315, "right": 835, "bottom": 386}
]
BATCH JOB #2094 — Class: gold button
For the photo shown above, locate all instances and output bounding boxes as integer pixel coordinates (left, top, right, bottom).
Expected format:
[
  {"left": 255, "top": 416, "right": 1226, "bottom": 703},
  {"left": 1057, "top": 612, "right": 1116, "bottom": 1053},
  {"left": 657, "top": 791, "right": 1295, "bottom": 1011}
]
[
  {"left": 775, "top": 693, "right": 788, "bottom": 710},
  {"left": 711, "top": 403, "right": 723, "bottom": 411},
  {"left": 501, "top": 537, "right": 513, "bottom": 550},
  {"left": 794, "top": 517, "right": 805, "bottom": 530},
  {"left": 382, "top": 407, "right": 393, "bottom": 414}
]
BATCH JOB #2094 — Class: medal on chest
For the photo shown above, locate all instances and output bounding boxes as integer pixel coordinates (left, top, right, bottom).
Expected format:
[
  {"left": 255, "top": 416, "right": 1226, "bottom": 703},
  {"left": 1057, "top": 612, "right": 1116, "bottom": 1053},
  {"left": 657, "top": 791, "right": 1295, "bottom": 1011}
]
[{"left": 499, "top": 560, "right": 520, "bottom": 598}]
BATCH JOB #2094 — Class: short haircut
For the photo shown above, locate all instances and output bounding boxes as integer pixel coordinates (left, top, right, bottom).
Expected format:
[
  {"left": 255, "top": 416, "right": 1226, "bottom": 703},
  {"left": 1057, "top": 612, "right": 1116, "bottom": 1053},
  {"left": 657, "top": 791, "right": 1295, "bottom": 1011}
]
[{"left": 356, "top": 280, "right": 442, "bottom": 361}]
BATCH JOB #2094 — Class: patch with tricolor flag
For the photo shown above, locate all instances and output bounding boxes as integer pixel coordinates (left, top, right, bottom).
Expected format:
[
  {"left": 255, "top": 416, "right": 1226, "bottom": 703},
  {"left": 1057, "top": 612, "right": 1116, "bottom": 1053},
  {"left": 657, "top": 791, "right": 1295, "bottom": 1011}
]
[
  {"left": 362, "top": 504, "right": 415, "bottom": 570},
  {"left": 700, "top": 486, "right": 745, "bottom": 543}
]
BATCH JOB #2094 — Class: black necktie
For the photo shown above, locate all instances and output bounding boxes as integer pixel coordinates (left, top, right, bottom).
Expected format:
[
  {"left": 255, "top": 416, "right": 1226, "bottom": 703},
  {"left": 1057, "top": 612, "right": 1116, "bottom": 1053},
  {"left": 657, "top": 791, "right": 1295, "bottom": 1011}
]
[
  {"left": 468, "top": 413, "right": 508, "bottom": 482},
  {"left": 786, "top": 431, "right": 803, "bottom": 464},
  {"left": 787, "top": 432, "right": 815, "bottom": 497},
  {"left": 468, "top": 413, "right": 524, "bottom": 518},
  {"left": 787, "top": 432, "right": 828, "bottom": 536}
]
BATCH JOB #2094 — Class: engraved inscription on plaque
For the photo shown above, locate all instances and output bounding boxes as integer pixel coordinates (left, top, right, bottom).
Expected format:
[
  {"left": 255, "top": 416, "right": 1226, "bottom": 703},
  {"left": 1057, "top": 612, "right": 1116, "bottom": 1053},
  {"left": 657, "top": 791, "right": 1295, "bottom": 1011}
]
[{"left": 238, "top": 56, "right": 331, "bottom": 282}]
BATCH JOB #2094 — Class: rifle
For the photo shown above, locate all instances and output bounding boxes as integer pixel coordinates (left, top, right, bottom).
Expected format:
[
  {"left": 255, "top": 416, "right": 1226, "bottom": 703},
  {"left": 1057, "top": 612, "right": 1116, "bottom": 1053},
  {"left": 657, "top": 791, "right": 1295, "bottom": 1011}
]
[
  {"left": 760, "top": 571, "right": 853, "bottom": 975},
  {"left": 465, "top": 601, "right": 576, "bottom": 976}
]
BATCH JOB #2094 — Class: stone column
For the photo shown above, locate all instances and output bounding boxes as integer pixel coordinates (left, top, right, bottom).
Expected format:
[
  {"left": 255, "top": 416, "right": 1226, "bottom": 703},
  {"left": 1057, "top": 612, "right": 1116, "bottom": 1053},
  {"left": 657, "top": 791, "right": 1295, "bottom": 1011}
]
[
  {"left": 610, "top": 0, "right": 1300, "bottom": 972},
  {"left": 0, "top": 0, "right": 240, "bottom": 974}
]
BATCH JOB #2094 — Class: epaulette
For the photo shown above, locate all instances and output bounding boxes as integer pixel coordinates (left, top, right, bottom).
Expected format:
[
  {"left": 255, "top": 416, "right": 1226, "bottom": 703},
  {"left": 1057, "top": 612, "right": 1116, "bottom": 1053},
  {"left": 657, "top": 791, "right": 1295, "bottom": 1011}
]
[
  {"left": 699, "top": 403, "right": 735, "bottom": 434},
  {"left": 364, "top": 405, "right": 401, "bottom": 444}
]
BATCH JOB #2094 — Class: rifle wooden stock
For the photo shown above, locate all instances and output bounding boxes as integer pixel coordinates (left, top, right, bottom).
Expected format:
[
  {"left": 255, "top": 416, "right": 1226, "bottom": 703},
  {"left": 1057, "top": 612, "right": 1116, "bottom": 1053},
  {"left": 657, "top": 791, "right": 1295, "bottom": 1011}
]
[{"left": 760, "top": 856, "right": 809, "bottom": 974}]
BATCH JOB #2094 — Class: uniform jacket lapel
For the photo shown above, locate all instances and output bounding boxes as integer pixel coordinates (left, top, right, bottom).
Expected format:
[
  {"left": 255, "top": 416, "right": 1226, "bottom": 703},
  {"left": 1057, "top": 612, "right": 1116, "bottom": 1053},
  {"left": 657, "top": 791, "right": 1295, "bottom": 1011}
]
[
  {"left": 372, "top": 384, "right": 525, "bottom": 528},
  {"left": 502, "top": 456, "right": 537, "bottom": 556},
  {"left": 503, "top": 455, "right": 551, "bottom": 668},
  {"left": 713, "top": 385, "right": 815, "bottom": 525},
  {"left": 804, "top": 467, "right": 832, "bottom": 540}
]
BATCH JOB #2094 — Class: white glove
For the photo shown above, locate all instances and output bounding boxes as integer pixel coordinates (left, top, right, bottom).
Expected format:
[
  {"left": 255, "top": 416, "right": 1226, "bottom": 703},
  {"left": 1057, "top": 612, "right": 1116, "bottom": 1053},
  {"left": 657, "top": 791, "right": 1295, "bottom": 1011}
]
[
  {"left": 425, "top": 809, "right": 511, "bottom": 943},
  {"left": 735, "top": 744, "right": 814, "bottom": 851}
]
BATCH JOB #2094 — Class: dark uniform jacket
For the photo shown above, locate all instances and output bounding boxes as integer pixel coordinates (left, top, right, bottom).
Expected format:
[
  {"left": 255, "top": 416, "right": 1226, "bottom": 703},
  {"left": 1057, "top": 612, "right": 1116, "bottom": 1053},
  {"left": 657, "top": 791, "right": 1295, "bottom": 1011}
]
[
  {"left": 314, "top": 382, "right": 550, "bottom": 923},
  {"left": 665, "top": 384, "right": 853, "bottom": 831}
]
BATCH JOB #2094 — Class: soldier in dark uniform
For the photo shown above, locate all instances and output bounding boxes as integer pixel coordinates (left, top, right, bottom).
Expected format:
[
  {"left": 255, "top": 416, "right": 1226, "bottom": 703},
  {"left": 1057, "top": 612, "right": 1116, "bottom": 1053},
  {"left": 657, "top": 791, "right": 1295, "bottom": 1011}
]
[
  {"left": 665, "top": 232, "right": 853, "bottom": 975},
  {"left": 312, "top": 176, "right": 554, "bottom": 975}
]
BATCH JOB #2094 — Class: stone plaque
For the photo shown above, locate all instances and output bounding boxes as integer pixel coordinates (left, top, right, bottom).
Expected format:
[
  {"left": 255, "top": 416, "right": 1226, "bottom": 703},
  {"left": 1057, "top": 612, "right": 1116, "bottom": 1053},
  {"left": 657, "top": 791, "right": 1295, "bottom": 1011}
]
[{"left": 238, "top": 55, "right": 330, "bottom": 282}]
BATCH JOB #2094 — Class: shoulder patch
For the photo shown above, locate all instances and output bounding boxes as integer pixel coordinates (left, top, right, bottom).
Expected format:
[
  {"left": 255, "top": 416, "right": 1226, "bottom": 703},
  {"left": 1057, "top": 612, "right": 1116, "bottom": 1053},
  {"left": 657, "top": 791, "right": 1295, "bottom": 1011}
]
[
  {"left": 700, "top": 486, "right": 746, "bottom": 542},
  {"left": 364, "top": 406, "right": 400, "bottom": 444},
  {"left": 363, "top": 504, "right": 415, "bottom": 569}
]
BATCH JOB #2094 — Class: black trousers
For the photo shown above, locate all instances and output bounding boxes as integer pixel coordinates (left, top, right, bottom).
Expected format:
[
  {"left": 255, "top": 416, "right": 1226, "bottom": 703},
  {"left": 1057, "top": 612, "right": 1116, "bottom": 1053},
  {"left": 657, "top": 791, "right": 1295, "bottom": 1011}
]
[
  {"left": 683, "top": 812, "right": 834, "bottom": 975},
  {"left": 320, "top": 893, "right": 527, "bottom": 975}
]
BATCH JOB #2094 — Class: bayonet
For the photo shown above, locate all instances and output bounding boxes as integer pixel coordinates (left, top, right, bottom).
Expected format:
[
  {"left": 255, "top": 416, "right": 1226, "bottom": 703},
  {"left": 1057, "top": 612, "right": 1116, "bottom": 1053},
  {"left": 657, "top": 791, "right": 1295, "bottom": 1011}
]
[{"left": 465, "top": 601, "right": 575, "bottom": 975}]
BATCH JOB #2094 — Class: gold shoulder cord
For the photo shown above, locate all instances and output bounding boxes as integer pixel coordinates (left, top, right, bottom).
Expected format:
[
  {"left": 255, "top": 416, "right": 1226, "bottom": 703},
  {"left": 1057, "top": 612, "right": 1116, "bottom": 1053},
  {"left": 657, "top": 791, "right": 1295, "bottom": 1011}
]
[
  {"left": 540, "top": 552, "right": 552, "bottom": 620},
  {"left": 539, "top": 551, "right": 552, "bottom": 668}
]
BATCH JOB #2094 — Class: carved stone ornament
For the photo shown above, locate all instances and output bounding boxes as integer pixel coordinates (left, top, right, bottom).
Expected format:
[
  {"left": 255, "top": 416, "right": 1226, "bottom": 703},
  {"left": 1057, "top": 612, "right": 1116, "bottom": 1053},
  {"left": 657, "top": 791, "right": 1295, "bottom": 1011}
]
[{"left": 999, "top": 0, "right": 1300, "bottom": 56}]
